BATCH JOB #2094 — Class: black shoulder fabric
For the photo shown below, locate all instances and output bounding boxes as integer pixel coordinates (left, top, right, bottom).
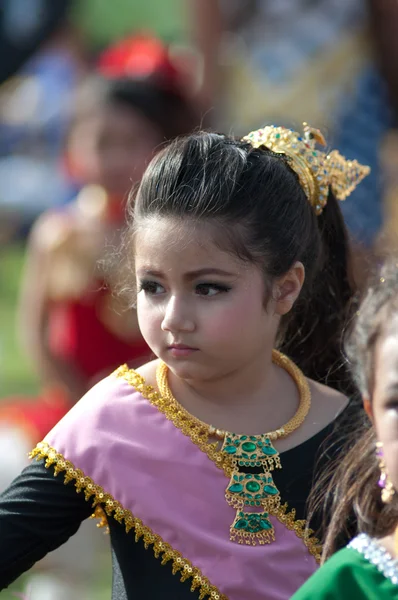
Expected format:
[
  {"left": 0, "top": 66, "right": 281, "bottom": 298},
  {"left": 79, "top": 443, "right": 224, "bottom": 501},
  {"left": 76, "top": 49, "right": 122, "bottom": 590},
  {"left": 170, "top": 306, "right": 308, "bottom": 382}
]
[
  {"left": 277, "top": 401, "right": 361, "bottom": 544},
  {"left": 110, "top": 521, "right": 201, "bottom": 600},
  {"left": 0, "top": 459, "right": 92, "bottom": 590}
]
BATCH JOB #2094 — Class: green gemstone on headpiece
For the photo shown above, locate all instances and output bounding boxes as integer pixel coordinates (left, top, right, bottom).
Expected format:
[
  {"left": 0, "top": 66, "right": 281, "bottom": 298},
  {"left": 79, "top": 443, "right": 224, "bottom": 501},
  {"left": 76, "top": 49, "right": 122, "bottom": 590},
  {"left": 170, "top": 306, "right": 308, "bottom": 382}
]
[{"left": 224, "top": 445, "right": 237, "bottom": 454}]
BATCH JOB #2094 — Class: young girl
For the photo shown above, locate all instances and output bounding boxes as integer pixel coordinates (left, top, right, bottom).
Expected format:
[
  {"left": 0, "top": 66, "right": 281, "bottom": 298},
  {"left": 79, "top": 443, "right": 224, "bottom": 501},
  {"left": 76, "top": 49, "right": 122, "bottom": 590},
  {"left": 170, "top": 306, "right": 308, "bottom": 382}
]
[
  {"left": 0, "top": 124, "right": 369, "bottom": 599},
  {"left": 292, "top": 261, "right": 398, "bottom": 599}
]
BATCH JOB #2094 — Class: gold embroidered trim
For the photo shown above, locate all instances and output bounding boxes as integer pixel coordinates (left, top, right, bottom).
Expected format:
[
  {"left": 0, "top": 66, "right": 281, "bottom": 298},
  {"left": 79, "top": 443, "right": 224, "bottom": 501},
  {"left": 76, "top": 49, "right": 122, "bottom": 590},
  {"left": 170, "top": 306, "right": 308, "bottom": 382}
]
[
  {"left": 270, "top": 504, "right": 322, "bottom": 563},
  {"left": 115, "top": 364, "right": 234, "bottom": 476},
  {"left": 92, "top": 505, "right": 109, "bottom": 531},
  {"left": 115, "top": 364, "right": 322, "bottom": 563},
  {"left": 29, "top": 442, "right": 227, "bottom": 600}
]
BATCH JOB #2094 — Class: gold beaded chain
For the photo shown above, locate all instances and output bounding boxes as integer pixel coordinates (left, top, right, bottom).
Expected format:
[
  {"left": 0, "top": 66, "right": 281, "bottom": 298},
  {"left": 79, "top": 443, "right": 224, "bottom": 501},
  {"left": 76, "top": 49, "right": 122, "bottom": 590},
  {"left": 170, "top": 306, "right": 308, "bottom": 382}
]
[{"left": 156, "top": 350, "right": 312, "bottom": 546}]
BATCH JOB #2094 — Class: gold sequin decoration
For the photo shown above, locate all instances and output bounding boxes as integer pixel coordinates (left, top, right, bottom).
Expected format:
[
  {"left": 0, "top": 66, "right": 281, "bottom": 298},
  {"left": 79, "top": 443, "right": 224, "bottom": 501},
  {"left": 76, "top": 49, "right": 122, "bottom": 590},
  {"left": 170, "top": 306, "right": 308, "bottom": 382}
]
[
  {"left": 115, "top": 364, "right": 322, "bottom": 563},
  {"left": 243, "top": 123, "right": 370, "bottom": 215},
  {"left": 29, "top": 442, "right": 227, "bottom": 600}
]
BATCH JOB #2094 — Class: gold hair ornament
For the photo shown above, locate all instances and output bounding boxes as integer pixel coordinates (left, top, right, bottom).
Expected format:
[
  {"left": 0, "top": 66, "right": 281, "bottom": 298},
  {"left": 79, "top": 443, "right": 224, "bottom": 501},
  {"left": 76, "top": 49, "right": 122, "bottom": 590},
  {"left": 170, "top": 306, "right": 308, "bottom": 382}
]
[{"left": 242, "top": 123, "right": 370, "bottom": 215}]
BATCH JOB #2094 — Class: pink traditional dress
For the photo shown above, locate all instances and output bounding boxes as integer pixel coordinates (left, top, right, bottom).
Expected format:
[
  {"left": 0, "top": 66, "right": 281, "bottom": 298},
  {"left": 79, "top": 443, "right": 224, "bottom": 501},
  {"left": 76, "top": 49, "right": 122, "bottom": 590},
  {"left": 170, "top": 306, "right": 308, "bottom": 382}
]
[{"left": 0, "top": 362, "right": 354, "bottom": 599}]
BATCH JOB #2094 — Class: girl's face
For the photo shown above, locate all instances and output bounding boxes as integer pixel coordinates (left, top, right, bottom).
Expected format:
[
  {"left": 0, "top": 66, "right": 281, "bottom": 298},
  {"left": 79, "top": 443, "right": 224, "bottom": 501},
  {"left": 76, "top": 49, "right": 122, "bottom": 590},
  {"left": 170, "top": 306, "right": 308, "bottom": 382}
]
[
  {"left": 372, "top": 320, "right": 398, "bottom": 493},
  {"left": 135, "top": 218, "right": 299, "bottom": 382},
  {"left": 68, "top": 103, "right": 163, "bottom": 196}
]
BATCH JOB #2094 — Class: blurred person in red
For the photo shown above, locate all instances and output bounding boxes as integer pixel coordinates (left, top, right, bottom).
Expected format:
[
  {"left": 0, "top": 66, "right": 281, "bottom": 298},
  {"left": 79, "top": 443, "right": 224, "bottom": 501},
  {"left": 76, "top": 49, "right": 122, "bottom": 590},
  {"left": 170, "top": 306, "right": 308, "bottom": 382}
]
[{"left": 0, "top": 34, "right": 198, "bottom": 600}]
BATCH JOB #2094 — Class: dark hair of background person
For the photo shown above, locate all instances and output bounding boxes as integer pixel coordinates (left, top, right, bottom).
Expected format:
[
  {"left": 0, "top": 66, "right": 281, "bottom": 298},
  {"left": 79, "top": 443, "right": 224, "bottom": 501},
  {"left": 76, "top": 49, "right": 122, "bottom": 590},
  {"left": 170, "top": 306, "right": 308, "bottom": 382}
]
[{"left": 69, "top": 74, "right": 199, "bottom": 145}]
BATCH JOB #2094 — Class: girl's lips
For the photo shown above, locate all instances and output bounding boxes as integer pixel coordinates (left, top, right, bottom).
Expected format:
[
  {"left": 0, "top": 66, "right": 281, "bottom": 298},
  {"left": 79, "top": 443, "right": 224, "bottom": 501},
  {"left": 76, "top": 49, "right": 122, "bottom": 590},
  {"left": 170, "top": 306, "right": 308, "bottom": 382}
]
[{"left": 167, "top": 345, "right": 198, "bottom": 357}]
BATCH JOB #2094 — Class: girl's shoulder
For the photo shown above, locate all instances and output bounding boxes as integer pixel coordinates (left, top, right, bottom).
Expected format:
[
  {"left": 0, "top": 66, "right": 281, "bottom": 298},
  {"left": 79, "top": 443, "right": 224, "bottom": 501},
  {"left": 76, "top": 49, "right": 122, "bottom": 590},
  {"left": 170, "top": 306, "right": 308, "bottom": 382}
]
[
  {"left": 308, "top": 378, "right": 349, "bottom": 426},
  {"left": 41, "top": 365, "right": 158, "bottom": 462},
  {"left": 28, "top": 206, "right": 78, "bottom": 254},
  {"left": 29, "top": 189, "right": 106, "bottom": 256},
  {"left": 277, "top": 379, "right": 349, "bottom": 453},
  {"left": 135, "top": 359, "right": 159, "bottom": 386},
  {"left": 291, "top": 534, "right": 398, "bottom": 599}
]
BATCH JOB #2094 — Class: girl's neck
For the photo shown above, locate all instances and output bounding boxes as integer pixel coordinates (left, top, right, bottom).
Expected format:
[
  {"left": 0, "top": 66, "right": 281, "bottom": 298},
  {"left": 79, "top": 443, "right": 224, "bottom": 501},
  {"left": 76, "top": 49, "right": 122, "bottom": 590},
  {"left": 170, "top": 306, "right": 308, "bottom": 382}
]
[
  {"left": 167, "top": 349, "right": 300, "bottom": 436},
  {"left": 379, "top": 530, "right": 398, "bottom": 559}
]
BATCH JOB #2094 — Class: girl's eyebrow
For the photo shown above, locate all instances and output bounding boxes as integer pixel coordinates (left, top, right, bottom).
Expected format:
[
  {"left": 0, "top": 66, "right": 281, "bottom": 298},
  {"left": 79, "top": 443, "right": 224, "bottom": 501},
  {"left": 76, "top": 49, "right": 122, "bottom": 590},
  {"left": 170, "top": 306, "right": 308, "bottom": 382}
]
[
  {"left": 137, "top": 267, "right": 237, "bottom": 280},
  {"left": 183, "top": 268, "right": 237, "bottom": 280},
  {"left": 136, "top": 269, "right": 164, "bottom": 278}
]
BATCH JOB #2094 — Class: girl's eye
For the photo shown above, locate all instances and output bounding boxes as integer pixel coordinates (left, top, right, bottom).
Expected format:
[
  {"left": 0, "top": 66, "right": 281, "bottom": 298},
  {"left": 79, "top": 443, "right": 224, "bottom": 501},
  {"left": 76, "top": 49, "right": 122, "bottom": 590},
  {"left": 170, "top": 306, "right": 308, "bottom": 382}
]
[
  {"left": 139, "top": 281, "right": 165, "bottom": 295},
  {"left": 195, "top": 283, "right": 231, "bottom": 297}
]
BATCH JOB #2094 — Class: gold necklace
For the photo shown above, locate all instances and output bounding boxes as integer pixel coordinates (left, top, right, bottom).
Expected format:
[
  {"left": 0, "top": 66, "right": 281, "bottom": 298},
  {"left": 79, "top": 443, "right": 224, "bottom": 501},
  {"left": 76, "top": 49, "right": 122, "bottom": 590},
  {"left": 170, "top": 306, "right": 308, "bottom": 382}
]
[{"left": 156, "top": 349, "right": 311, "bottom": 546}]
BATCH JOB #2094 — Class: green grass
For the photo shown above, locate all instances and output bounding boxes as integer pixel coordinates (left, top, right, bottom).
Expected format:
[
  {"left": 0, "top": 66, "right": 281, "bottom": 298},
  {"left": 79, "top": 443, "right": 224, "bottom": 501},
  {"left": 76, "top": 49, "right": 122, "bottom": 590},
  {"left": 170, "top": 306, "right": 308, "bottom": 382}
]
[
  {"left": 0, "top": 243, "right": 39, "bottom": 397},
  {"left": 73, "top": 0, "right": 187, "bottom": 47}
]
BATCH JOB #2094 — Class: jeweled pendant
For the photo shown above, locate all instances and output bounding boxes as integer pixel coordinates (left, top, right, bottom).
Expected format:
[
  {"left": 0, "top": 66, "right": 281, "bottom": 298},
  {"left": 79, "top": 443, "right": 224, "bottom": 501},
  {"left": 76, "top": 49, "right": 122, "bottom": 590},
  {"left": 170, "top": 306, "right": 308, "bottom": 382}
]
[
  {"left": 222, "top": 432, "right": 282, "bottom": 544},
  {"left": 230, "top": 511, "right": 275, "bottom": 545},
  {"left": 222, "top": 433, "right": 281, "bottom": 470},
  {"left": 225, "top": 472, "right": 281, "bottom": 511}
]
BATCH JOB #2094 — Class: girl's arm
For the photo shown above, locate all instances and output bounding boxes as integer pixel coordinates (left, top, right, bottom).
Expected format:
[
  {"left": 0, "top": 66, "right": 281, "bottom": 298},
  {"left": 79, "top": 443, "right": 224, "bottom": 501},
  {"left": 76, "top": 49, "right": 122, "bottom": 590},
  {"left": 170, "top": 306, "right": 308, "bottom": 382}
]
[
  {"left": 17, "top": 213, "right": 86, "bottom": 403},
  {"left": 0, "top": 459, "right": 93, "bottom": 589}
]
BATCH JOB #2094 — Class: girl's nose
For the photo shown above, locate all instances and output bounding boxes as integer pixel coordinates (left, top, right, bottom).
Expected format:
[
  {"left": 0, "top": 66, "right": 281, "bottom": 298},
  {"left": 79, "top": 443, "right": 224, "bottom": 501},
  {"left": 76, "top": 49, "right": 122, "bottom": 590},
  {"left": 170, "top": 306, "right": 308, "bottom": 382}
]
[{"left": 161, "top": 295, "right": 195, "bottom": 333}]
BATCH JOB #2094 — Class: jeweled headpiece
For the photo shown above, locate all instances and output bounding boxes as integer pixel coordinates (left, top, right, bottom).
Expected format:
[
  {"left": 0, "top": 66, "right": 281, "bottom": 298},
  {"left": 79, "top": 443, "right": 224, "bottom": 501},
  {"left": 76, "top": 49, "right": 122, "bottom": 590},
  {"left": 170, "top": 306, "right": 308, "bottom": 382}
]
[{"left": 242, "top": 123, "right": 370, "bottom": 215}]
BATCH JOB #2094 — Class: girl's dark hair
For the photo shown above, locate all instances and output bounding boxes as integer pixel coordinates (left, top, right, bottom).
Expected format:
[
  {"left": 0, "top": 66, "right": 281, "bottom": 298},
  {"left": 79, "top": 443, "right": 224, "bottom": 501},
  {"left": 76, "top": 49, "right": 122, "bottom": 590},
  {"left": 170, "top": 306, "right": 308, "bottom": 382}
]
[
  {"left": 126, "top": 131, "right": 356, "bottom": 395},
  {"left": 320, "top": 261, "right": 398, "bottom": 560},
  {"left": 70, "top": 75, "right": 198, "bottom": 142}
]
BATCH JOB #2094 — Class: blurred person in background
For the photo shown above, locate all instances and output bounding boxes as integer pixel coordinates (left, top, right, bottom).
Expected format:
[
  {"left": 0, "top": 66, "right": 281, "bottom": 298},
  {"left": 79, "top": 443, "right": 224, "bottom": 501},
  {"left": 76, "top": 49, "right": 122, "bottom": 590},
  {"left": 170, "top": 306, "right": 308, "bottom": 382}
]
[
  {"left": 191, "top": 0, "right": 398, "bottom": 286},
  {"left": 0, "top": 34, "right": 198, "bottom": 600},
  {"left": 0, "top": 0, "right": 71, "bottom": 84},
  {"left": 0, "top": 6, "right": 88, "bottom": 241}
]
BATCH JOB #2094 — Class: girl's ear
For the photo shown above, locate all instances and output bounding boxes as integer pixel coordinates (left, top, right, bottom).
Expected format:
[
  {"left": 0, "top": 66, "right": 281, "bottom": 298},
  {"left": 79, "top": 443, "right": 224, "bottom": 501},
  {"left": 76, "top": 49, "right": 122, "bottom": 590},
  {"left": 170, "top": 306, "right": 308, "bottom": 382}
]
[
  {"left": 363, "top": 397, "right": 373, "bottom": 422},
  {"left": 273, "top": 261, "right": 305, "bottom": 316}
]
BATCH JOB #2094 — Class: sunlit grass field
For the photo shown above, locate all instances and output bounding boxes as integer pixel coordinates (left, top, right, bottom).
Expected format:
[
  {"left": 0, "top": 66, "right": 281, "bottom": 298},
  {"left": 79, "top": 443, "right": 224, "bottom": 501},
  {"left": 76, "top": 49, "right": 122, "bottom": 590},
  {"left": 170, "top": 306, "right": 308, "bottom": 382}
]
[{"left": 0, "top": 243, "right": 39, "bottom": 397}]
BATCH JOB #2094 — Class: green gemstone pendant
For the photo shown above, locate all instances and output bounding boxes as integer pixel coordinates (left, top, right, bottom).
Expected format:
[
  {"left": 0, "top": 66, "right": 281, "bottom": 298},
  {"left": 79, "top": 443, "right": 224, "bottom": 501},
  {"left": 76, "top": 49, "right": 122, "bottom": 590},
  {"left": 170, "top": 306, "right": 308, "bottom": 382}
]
[
  {"left": 221, "top": 433, "right": 281, "bottom": 470},
  {"left": 225, "top": 472, "right": 280, "bottom": 510},
  {"left": 230, "top": 511, "right": 275, "bottom": 545},
  {"left": 222, "top": 432, "right": 283, "bottom": 544}
]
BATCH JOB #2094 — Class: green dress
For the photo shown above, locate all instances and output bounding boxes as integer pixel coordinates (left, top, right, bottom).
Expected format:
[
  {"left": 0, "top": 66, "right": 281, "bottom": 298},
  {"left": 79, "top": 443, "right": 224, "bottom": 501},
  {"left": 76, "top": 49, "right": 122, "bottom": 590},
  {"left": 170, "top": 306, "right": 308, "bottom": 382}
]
[{"left": 291, "top": 534, "right": 398, "bottom": 599}]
